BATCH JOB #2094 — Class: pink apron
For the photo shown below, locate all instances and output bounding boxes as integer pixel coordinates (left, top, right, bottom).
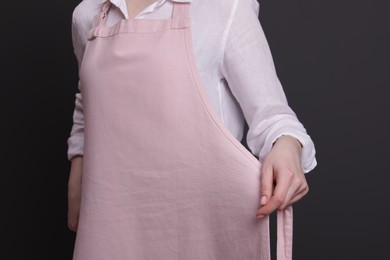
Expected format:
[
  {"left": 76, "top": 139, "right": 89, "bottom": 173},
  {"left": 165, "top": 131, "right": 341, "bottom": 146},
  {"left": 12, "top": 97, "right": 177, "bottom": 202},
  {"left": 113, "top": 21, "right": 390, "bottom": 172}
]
[{"left": 74, "top": 1, "right": 293, "bottom": 259}]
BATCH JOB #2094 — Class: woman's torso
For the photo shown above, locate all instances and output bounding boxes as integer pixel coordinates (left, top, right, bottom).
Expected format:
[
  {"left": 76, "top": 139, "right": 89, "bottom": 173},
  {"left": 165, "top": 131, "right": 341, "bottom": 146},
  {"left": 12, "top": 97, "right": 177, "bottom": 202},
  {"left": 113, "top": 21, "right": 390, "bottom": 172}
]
[{"left": 72, "top": 0, "right": 251, "bottom": 143}]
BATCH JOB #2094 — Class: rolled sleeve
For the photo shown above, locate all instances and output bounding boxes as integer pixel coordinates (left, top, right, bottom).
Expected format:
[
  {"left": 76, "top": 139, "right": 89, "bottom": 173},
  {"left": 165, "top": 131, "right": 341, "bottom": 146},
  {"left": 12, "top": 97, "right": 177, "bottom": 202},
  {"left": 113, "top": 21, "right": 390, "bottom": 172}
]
[
  {"left": 67, "top": 9, "right": 86, "bottom": 161},
  {"left": 220, "top": 0, "right": 317, "bottom": 173},
  {"left": 67, "top": 86, "right": 84, "bottom": 161}
]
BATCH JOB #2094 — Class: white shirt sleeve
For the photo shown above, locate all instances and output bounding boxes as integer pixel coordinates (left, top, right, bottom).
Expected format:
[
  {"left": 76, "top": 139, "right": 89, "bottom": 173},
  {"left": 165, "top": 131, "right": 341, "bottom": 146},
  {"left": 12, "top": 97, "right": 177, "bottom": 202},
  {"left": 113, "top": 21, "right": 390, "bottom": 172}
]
[
  {"left": 220, "top": 0, "right": 317, "bottom": 173},
  {"left": 66, "top": 9, "right": 86, "bottom": 161}
]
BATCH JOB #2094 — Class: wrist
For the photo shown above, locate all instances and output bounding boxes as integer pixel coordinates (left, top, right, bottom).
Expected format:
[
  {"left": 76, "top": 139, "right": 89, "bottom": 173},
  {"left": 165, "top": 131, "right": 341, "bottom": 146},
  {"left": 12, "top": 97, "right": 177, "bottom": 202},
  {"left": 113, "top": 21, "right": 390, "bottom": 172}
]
[{"left": 273, "top": 135, "right": 303, "bottom": 153}]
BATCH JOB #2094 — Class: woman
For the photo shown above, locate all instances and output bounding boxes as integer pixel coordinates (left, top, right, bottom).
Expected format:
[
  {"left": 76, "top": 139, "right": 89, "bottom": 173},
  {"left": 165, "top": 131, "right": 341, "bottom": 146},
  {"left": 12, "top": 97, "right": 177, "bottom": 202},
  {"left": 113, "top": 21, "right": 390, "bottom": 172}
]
[{"left": 67, "top": 0, "right": 317, "bottom": 259}]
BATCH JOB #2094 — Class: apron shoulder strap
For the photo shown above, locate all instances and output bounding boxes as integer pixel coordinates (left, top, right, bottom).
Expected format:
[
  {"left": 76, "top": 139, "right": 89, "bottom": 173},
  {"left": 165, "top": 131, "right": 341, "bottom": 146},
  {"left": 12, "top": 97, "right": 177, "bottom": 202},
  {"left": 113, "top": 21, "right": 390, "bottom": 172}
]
[
  {"left": 88, "top": 1, "right": 112, "bottom": 40},
  {"left": 171, "top": 2, "right": 191, "bottom": 29}
]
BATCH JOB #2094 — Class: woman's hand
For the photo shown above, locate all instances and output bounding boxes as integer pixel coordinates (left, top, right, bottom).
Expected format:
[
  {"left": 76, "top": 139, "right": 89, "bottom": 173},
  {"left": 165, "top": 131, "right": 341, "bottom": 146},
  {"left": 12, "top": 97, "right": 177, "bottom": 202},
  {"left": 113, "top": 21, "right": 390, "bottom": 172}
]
[
  {"left": 67, "top": 155, "right": 83, "bottom": 232},
  {"left": 256, "top": 135, "right": 309, "bottom": 218}
]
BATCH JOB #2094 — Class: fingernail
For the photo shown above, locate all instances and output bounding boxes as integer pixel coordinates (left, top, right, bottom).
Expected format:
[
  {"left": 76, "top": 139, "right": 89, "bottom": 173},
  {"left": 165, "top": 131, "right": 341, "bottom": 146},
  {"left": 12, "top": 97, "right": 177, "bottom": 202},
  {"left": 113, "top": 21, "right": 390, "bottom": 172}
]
[
  {"left": 256, "top": 214, "right": 264, "bottom": 218},
  {"left": 260, "top": 196, "right": 267, "bottom": 205}
]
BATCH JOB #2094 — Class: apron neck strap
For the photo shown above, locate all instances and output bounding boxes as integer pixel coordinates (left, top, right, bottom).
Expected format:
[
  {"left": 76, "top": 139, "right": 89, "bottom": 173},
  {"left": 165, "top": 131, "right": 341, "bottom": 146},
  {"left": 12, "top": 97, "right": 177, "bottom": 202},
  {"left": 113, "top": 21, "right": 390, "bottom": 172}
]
[
  {"left": 171, "top": 2, "right": 191, "bottom": 29},
  {"left": 92, "top": 1, "right": 112, "bottom": 29},
  {"left": 87, "top": 1, "right": 112, "bottom": 40},
  {"left": 172, "top": 2, "right": 189, "bottom": 19},
  {"left": 101, "top": 1, "right": 112, "bottom": 22}
]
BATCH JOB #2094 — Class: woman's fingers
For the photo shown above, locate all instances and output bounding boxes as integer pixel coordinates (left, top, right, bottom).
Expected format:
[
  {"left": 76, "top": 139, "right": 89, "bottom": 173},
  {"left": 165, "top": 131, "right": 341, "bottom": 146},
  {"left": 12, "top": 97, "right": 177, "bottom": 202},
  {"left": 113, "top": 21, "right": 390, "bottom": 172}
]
[
  {"left": 275, "top": 173, "right": 309, "bottom": 210},
  {"left": 67, "top": 202, "right": 79, "bottom": 232},
  {"left": 68, "top": 157, "right": 83, "bottom": 232},
  {"left": 284, "top": 182, "right": 309, "bottom": 208},
  {"left": 67, "top": 187, "right": 81, "bottom": 232},
  {"left": 278, "top": 177, "right": 303, "bottom": 210},
  {"left": 258, "top": 165, "right": 274, "bottom": 208},
  {"left": 255, "top": 135, "right": 309, "bottom": 217},
  {"left": 256, "top": 169, "right": 309, "bottom": 216},
  {"left": 256, "top": 169, "right": 292, "bottom": 217}
]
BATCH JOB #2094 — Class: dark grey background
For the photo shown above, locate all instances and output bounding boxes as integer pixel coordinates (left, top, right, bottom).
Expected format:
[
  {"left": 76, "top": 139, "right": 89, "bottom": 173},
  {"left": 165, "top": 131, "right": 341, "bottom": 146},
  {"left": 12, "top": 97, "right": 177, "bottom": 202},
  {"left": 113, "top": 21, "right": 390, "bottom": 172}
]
[{"left": 1, "top": 0, "right": 389, "bottom": 259}]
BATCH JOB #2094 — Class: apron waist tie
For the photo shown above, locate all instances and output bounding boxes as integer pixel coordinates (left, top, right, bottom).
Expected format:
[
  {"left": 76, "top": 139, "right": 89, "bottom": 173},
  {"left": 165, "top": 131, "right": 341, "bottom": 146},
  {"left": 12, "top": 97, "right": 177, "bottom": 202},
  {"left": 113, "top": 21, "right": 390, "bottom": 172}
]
[{"left": 276, "top": 206, "right": 293, "bottom": 260}]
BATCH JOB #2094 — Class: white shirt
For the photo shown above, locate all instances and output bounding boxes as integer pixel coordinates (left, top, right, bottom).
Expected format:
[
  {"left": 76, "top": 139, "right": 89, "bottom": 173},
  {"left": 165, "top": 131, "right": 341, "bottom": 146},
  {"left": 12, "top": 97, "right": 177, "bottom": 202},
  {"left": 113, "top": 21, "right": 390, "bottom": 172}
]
[{"left": 67, "top": 0, "right": 317, "bottom": 173}]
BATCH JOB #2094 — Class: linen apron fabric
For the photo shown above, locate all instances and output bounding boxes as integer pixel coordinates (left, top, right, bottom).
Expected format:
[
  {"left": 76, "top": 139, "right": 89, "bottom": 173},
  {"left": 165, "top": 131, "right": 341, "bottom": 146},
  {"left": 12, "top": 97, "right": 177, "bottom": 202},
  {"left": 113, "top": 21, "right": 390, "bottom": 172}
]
[{"left": 73, "top": 1, "right": 293, "bottom": 259}]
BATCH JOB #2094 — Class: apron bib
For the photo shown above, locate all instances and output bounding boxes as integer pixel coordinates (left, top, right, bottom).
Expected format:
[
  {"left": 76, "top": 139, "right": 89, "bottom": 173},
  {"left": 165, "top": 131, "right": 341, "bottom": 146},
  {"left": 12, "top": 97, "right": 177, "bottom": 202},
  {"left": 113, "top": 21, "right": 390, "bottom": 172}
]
[{"left": 73, "top": 1, "right": 293, "bottom": 259}]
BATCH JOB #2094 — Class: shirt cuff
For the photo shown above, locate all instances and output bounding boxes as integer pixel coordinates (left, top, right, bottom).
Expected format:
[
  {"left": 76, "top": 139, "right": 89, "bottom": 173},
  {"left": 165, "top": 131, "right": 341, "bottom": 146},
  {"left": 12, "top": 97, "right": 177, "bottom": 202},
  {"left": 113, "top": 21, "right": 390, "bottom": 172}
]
[{"left": 67, "top": 135, "right": 84, "bottom": 161}]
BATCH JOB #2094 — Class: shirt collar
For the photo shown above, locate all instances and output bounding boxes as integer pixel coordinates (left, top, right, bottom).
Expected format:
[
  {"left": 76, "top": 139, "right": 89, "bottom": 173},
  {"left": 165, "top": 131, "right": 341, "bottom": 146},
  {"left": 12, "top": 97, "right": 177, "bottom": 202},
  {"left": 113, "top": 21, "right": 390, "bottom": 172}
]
[
  {"left": 97, "top": 0, "right": 192, "bottom": 19},
  {"left": 98, "top": 0, "right": 192, "bottom": 4}
]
